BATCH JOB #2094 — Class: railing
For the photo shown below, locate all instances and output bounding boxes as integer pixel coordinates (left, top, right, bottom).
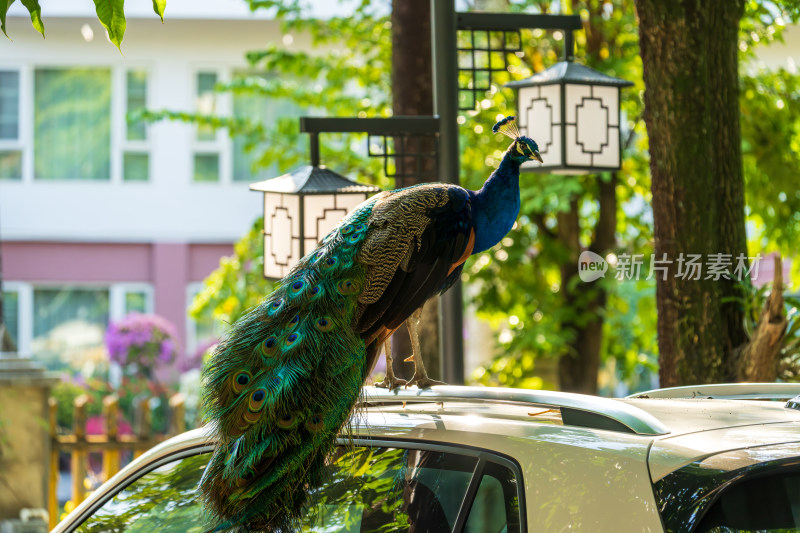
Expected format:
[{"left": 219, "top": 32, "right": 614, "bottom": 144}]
[{"left": 47, "top": 393, "right": 188, "bottom": 530}]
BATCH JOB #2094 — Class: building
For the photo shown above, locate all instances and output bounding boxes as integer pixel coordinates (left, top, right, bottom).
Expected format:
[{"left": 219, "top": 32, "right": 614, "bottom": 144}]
[{"left": 0, "top": 1, "right": 310, "bottom": 377}]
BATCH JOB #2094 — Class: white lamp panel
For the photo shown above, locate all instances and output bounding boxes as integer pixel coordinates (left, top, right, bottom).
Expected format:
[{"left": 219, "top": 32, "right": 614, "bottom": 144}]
[
  {"left": 575, "top": 98, "right": 608, "bottom": 154},
  {"left": 592, "top": 128, "right": 620, "bottom": 167},
  {"left": 565, "top": 124, "right": 592, "bottom": 166},
  {"left": 303, "top": 194, "right": 336, "bottom": 239},
  {"left": 593, "top": 86, "right": 619, "bottom": 127},
  {"left": 565, "top": 84, "right": 592, "bottom": 124},
  {"left": 335, "top": 193, "right": 369, "bottom": 213}
]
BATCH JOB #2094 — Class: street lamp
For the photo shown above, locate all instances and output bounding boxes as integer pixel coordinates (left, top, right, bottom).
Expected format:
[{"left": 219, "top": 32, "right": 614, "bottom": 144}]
[
  {"left": 506, "top": 62, "right": 633, "bottom": 174},
  {"left": 250, "top": 165, "right": 379, "bottom": 281}
]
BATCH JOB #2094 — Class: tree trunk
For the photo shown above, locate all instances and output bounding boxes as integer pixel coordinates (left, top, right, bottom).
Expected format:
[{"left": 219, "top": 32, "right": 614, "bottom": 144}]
[
  {"left": 388, "top": 0, "right": 440, "bottom": 381},
  {"left": 557, "top": 174, "right": 617, "bottom": 394},
  {"left": 635, "top": 0, "right": 749, "bottom": 385}
]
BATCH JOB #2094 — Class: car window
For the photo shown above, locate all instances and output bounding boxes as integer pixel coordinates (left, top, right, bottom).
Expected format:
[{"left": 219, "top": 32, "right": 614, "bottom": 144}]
[
  {"left": 301, "top": 446, "right": 477, "bottom": 532},
  {"left": 464, "top": 462, "right": 522, "bottom": 533},
  {"left": 75, "top": 452, "right": 208, "bottom": 533},
  {"left": 73, "top": 444, "right": 522, "bottom": 533},
  {"left": 695, "top": 470, "right": 800, "bottom": 533}
]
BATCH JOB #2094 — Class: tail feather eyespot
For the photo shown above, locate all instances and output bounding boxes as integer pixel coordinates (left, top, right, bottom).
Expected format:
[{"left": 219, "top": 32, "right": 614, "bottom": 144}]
[
  {"left": 289, "top": 280, "right": 305, "bottom": 296},
  {"left": 243, "top": 409, "right": 261, "bottom": 425},
  {"left": 260, "top": 336, "right": 279, "bottom": 357},
  {"left": 286, "top": 314, "right": 301, "bottom": 329},
  {"left": 267, "top": 298, "right": 284, "bottom": 316},
  {"left": 247, "top": 388, "right": 267, "bottom": 413},
  {"left": 230, "top": 371, "right": 252, "bottom": 394},
  {"left": 315, "top": 317, "right": 334, "bottom": 332},
  {"left": 322, "top": 256, "right": 338, "bottom": 270},
  {"left": 284, "top": 332, "right": 301, "bottom": 348},
  {"left": 305, "top": 413, "right": 324, "bottom": 433},
  {"left": 340, "top": 224, "right": 355, "bottom": 236},
  {"left": 336, "top": 279, "right": 361, "bottom": 296},
  {"left": 276, "top": 413, "right": 298, "bottom": 429}
]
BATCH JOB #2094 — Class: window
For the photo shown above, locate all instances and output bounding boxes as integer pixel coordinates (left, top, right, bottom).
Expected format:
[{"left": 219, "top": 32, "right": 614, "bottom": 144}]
[
  {"left": 32, "top": 287, "right": 110, "bottom": 371},
  {"left": 193, "top": 71, "right": 222, "bottom": 183},
  {"left": 2, "top": 289, "right": 19, "bottom": 348},
  {"left": 696, "top": 469, "right": 800, "bottom": 532},
  {"left": 34, "top": 68, "right": 112, "bottom": 180},
  {"left": 75, "top": 453, "right": 208, "bottom": 533},
  {"left": 231, "top": 72, "right": 301, "bottom": 182},
  {"left": 123, "top": 70, "right": 150, "bottom": 182},
  {"left": 2, "top": 283, "right": 155, "bottom": 371},
  {"left": 0, "top": 70, "right": 22, "bottom": 180},
  {"left": 74, "top": 444, "right": 522, "bottom": 533}
]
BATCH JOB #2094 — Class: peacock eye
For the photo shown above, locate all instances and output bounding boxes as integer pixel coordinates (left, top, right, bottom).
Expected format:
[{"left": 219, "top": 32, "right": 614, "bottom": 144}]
[{"left": 253, "top": 390, "right": 265, "bottom": 402}]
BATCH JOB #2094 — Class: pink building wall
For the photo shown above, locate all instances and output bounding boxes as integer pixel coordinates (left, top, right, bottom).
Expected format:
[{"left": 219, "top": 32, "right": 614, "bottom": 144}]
[{"left": 2, "top": 240, "right": 233, "bottom": 358}]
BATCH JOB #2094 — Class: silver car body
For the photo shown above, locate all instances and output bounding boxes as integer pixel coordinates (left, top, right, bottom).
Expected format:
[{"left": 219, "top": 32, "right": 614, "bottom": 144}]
[{"left": 53, "top": 384, "right": 800, "bottom": 532}]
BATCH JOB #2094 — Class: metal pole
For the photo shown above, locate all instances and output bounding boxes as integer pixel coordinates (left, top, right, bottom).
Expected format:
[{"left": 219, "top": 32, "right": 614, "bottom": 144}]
[
  {"left": 309, "top": 132, "right": 320, "bottom": 167},
  {"left": 432, "top": 0, "right": 464, "bottom": 384}
]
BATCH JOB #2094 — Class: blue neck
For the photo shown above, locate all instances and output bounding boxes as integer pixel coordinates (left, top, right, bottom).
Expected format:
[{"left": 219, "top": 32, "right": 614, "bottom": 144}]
[{"left": 468, "top": 153, "right": 522, "bottom": 254}]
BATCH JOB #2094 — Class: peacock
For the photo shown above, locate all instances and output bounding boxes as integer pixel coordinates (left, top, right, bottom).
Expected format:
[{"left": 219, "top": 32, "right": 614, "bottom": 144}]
[{"left": 199, "top": 116, "right": 541, "bottom": 532}]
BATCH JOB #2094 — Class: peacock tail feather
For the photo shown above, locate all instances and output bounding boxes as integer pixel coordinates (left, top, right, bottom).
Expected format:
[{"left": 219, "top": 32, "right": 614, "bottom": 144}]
[{"left": 200, "top": 200, "right": 377, "bottom": 532}]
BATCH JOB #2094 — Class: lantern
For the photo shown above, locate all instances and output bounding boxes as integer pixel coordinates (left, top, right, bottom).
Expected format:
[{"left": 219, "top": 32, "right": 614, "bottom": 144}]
[
  {"left": 506, "top": 61, "right": 633, "bottom": 174},
  {"left": 250, "top": 165, "right": 380, "bottom": 280}
]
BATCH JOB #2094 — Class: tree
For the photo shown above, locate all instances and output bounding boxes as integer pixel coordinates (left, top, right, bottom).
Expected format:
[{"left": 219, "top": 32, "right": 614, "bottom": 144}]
[{"left": 635, "top": 0, "right": 749, "bottom": 386}]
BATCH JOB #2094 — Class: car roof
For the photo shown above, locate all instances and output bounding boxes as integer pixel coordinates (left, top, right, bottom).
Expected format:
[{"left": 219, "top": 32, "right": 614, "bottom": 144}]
[{"left": 143, "top": 384, "right": 800, "bottom": 452}]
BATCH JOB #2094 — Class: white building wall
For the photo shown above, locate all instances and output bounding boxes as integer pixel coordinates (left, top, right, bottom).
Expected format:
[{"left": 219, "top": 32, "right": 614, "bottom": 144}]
[{"left": 0, "top": 16, "right": 312, "bottom": 243}]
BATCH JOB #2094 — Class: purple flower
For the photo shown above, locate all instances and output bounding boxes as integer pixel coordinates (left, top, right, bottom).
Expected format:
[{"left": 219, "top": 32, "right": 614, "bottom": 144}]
[{"left": 104, "top": 313, "right": 179, "bottom": 372}]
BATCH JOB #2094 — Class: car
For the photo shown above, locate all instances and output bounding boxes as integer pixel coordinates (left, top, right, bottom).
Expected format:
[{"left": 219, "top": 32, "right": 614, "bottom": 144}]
[{"left": 53, "top": 383, "right": 800, "bottom": 533}]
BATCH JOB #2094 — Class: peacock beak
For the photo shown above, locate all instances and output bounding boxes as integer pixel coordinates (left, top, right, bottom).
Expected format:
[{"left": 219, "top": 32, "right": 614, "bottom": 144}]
[{"left": 531, "top": 151, "right": 543, "bottom": 163}]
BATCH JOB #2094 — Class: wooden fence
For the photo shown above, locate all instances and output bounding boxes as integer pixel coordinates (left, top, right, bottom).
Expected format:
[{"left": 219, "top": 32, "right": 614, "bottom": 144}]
[{"left": 47, "top": 393, "right": 188, "bottom": 530}]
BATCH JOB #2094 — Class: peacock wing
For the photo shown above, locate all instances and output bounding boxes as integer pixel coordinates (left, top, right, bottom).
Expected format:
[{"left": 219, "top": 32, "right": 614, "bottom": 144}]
[{"left": 355, "top": 184, "right": 474, "bottom": 343}]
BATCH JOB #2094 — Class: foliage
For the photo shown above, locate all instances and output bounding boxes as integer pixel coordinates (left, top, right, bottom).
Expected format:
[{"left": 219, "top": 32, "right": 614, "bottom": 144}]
[
  {"left": 1, "top": 0, "right": 165, "bottom": 49},
  {"left": 105, "top": 313, "right": 179, "bottom": 373}
]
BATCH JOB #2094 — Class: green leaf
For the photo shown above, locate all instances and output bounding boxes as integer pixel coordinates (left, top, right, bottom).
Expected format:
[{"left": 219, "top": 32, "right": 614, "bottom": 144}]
[
  {"left": 20, "top": 0, "right": 43, "bottom": 36},
  {"left": 152, "top": 0, "right": 165, "bottom": 22},
  {"left": 92, "top": 0, "right": 125, "bottom": 50},
  {"left": 1, "top": 0, "right": 15, "bottom": 39}
]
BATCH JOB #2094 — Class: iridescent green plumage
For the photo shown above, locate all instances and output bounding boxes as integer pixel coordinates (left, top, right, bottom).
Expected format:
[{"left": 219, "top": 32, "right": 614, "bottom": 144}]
[
  {"left": 200, "top": 116, "right": 541, "bottom": 532},
  {"left": 201, "top": 202, "right": 374, "bottom": 532}
]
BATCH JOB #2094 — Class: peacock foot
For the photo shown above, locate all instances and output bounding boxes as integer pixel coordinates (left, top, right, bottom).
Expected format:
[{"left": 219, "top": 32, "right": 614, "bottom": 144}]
[
  {"left": 406, "top": 375, "right": 446, "bottom": 389},
  {"left": 375, "top": 375, "right": 408, "bottom": 390}
]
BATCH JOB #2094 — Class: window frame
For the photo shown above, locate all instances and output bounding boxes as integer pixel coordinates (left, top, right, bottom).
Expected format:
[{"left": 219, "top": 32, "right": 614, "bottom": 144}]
[
  {"left": 190, "top": 67, "right": 232, "bottom": 185},
  {"left": 117, "top": 67, "right": 154, "bottom": 183},
  {"left": 0, "top": 65, "right": 26, "bottom": 181},
  {"left": 63, "top": 437, "right": 527, "bottom": 533}
]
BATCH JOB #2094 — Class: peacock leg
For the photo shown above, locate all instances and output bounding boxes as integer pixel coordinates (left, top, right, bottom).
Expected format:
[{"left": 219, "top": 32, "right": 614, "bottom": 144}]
[
  {"left": 405, "top": 307, "right": 446, "bottom": 388},
  {"left": 375, "top": 336, "right": 407, "bottom": 389}
]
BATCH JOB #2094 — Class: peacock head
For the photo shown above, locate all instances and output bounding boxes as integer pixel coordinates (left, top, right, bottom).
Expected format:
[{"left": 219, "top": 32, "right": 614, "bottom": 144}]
[{"left": 492, "top": 116, "right": 543, "bottom": 164}]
